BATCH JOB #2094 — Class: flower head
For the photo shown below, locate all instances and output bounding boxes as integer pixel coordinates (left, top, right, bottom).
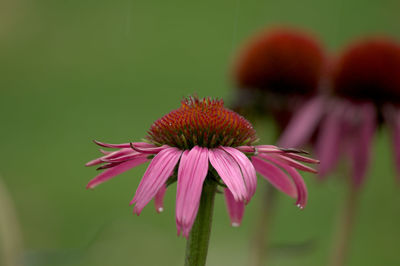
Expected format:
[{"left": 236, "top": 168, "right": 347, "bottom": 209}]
[
  {"left": 279, "top": 37, "right": 400, "bottom": 187},
  {"left": 333, "top": 38, "right": 400, "bottom": 106},
  {"left": 232, "top": 27, "right": 326, "bottom": 130},
  {"left": 86, "top": 96, "right": 318, "bottom": 237},
  {"left": 235, "top": 27, "right": 325, "bottom": 95}
]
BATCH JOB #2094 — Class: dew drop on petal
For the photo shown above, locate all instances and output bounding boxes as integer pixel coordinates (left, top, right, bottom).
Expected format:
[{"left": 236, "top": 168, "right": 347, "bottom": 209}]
[{"left": 232, "top": 222, "right": 240, "bottom": 227}]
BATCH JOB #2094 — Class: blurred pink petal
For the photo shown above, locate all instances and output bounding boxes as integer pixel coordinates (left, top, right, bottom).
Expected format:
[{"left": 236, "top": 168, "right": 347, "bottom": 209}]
[
  {"left": 278, "top": 96, "right": 325, "bottom": 148},
  {"left": 349, "top": 103, "right": 376, "bottom": 187},
  {"left": 315, "top": 103, "right": 346, "bottom": 178},
  {"left": 384, "top": 104, "right": 400, "bottom": 181}
]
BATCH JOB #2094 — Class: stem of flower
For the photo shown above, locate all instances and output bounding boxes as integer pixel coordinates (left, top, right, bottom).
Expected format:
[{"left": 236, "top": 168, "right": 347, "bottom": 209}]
[
  {"left": 329, "top": 185, "right": 359, "bottom": 266},
  {"left": 249, "top": 183, "right": 278, "bottom": 266},
  {"left": 184, "top": 181, "right": 217, "bottom": 266},
  {"left": 0, "top": 175, "right": 23, "bottom": 266}
]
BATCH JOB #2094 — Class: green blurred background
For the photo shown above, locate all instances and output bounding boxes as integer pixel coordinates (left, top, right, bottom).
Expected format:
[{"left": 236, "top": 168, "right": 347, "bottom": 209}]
[{"left": 1, "top": 0, "right": 400, "bottom": 265}]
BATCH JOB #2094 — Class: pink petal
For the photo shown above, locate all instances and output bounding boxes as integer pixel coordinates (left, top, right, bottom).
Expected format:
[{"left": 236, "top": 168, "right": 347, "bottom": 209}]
[
  {"left": 261, "top": 156, "right": 308, "bottom": 208},
  {"left": 176, "top": 147, "right": 209, "bottom": 237},
  {"left": 315, "top": 103, "right": 346, "bottom": 179},
  {"left": 348, "top": 103, "right": 376, "bottom": 187},
  {"left": 221, "top": 147, "right": 257, "bottom": 198},
  {"left": 224, "top": 188, "right": 245, "bottom": 227},
  {"left": 130, "top": 143, "right": 168, "bottom": 154},
  {"left": 236, "top": 145, "right": 282, "bottom": 154},
  {"left": 209, "top": 148, "right": 248, "bottom": 202},
  {"left": 93, "top": 140, "right": 133, "bottom": 148},
  {"left": 85, "top": 148, "right": 138, "bottom": 166},
  {"left": 259, "top": 153, "right": 317, "bottom": 174},
  {"left": 154, "top": 184, "right": 167, "bottom": 213},
  {"left": 131, "top": 147, "right": 182, "bottom": 215},
  {"left": 251, "top": 156, "right": 297, "bottom": 198},
  {"left": 384, "top": 104, "right": 400, "bottom": 181},
  {"left": 284, "top": 153, "right": 320, "bottom": 164},
  {"left": 278, "top": 96, "right": 326, "bottom": 148},
  {"left": 86, "top": 156, "right": 149, "bottom": 189}
]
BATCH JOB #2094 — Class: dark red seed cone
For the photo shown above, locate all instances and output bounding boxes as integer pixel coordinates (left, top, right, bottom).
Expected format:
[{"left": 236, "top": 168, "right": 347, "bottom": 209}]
[
  {"left": 234, "top": 28, "right": 326, "bottom": 96},
  {"left": 333, "top": 37, "right": 400, "bottom": 105}
]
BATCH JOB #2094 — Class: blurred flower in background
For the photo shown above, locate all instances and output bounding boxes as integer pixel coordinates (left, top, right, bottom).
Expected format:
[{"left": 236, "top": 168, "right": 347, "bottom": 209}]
[
  {"left": 231, "top": 27, "right": 326, "bottom": 266},
  {"left": 279, "top": 37, "right": 400, "bottom": 266},
  {"left": 232, "top": 27, "right": 327, "bottom": 131},
  {"left": 280, "top": 37, "right": 400, "bottom": 187}
]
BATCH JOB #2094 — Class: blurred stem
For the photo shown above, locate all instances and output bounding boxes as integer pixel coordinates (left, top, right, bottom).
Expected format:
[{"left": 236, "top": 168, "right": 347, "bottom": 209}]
[
  {"left": 184, "top": 181, "right": 217, "bottom": 266},
  {"left": 249, "top": 183, "right": 278, "bottom": 266},
  {"left": 329, "top": 185, "right": 359, "bottom": 266},
  {"left": 0, "top": 175, "right": 23, "bottom": 266}
]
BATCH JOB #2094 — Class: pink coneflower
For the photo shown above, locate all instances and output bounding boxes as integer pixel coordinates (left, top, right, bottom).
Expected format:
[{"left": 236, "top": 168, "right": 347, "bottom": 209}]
[
  {"left": 279, "top": 37, "right": 400, "bottom": 266},
  {"left": 86, "top": 96, "right": 317, "bottom": 238},
  {"left": 232, "top": 27, "right": 326, "bottom": 130},
  {"left": 231, "top": 28, "right": 325, "bottom": 266},
  {"left": 279, "top": 37, "right": 400, "bottom": 187}
]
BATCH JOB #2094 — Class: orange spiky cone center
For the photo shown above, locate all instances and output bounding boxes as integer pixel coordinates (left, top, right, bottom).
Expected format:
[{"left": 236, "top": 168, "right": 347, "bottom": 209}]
[{"left": 147, "top": 97, "right": 258, "bottom": 149}]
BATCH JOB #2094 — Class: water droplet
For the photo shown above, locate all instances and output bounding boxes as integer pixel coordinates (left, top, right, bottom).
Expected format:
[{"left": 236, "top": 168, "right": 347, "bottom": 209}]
[
  {"left": 158, "top": 207, "right": 164, "bottom": 212},
  {"left": 232, "top": 222, "right": 240, "bottom": 227}
]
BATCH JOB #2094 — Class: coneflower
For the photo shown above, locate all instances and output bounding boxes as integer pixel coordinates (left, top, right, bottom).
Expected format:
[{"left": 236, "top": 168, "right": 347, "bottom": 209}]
[
  {"left": 232, "top": 27, "right": 326, "bottom": 266},
  {"left": 279, "top": 37, "right": 400, "bottom": 266},
  {"left": 86, "top": 96, "right": 318, "bottom": 266},
  {"left": 233, "top": 27, "right": 326, "bottom": 130}
]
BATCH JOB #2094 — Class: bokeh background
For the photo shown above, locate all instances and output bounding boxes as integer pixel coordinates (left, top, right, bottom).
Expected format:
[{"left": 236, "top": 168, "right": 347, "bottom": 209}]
[{"left": 1, "top": 0, "right": 400, "bottom": 265}]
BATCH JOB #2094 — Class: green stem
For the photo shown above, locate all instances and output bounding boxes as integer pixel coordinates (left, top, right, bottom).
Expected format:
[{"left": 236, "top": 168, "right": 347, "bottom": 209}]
[
  {"left": 249, "top": 183, "right": 278, "bottom": 266},
  {"left": 0, "top": 175, "right": 23, "bottom": 266},
  {"left": 329, "top": 185, "right": 359, "bottom": 266},
  {"left": 184, "top": 181, "right": 217, "bottom": 266}
]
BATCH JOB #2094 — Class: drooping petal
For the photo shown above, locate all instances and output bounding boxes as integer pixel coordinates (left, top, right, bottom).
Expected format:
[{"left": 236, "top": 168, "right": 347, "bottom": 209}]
[
  {"left": 131, "top": 147, "right": 182, "bottom": 215},
  {"left": 209, "top": 148, "right": 248, "bottom": 202},
  {"left": 86, "top": 156, "right": 149, "bottom": 189},
  {"left": 278, "top": 96, "right": 326, "bottom": 148},
  {"left": 251, "top": 156, "right": 297, "bottom": 198},
  {"left": 383, "top": 104, "right": 400, "bottom": 181},
  {"left": 261, "top": 155, "right": 308, "bottom": 208},
  {"left": 348, "top": 103, "right": 376, "bottom": 187},
  {"left": 315, "top": 102, "right": 346, "bottom": 178},
  {"left": 176, "top": 147, "right": 209, "bottom": 237},
  {"left": 154, "top": 184, "right": 167, "bottom": 213},
  {"left": 221, "top": 147, "right": 257, "bottom": 198},
  {"left": 224, "top": 188, "right": 245, "bottom": 227}
]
